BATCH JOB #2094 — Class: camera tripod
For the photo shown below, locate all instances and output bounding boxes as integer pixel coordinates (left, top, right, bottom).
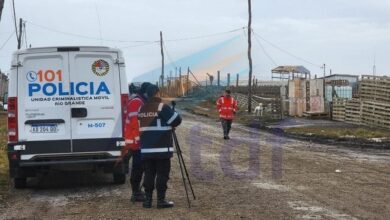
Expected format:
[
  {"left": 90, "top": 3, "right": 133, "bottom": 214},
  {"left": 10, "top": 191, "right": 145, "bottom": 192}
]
[{"left": 172, "top": 101, "right": 196, "bottom": 208}]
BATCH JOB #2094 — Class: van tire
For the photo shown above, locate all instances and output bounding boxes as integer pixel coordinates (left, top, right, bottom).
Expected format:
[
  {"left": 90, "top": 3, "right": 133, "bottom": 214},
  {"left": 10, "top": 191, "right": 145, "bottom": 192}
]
[
  {"left": 14, "top": 177, "right": 27, "bottom": 189},
  {"left": 113, "top": 173, "right": 126, "bottom": 184}
]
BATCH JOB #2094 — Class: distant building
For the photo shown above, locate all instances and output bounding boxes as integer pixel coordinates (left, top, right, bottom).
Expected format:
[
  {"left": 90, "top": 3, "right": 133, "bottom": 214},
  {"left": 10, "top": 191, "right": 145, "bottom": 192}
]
[
  {"left": 321, "top": 74, "right": 359, "bottom": 102},
  {"left": 288, "top": 78, "right": 325, "bottom": 116},
  {"left": 287, "top": 74, "right": 359, "bottom": 117},
  {"left": 272, "top": 66, "right": 311, "bottom": 80},
  {"left": 0, "top": 71, "right": 8, "bottom": 100}
]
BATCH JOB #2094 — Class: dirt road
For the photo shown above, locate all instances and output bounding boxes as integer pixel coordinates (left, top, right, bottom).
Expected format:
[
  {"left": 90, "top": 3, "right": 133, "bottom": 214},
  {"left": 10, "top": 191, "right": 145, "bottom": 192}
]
[{"left": 1, "top": 112, "right": 389, "bottom": 220}]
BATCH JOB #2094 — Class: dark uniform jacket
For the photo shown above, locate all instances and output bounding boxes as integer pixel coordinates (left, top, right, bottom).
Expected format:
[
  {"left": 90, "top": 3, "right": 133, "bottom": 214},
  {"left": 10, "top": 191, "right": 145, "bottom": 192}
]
[{"left": 138, "top": 97, "right": 182, "bottom": 159}]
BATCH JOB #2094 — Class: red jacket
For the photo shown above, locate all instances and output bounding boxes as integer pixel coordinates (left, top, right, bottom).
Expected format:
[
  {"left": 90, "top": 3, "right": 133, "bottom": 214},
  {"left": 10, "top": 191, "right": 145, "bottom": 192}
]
[
  {"left": 124, "top": 94, "right": 145, "bottom": 151},
  {"left": 216, "top": 95, "right": 238, "bottom": 120}
]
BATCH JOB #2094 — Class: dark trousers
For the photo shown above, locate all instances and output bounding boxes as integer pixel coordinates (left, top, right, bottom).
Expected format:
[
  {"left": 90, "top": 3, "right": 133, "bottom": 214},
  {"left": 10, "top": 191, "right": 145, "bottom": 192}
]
[
  {"left": 130, "top": 150, "right": 144, "bottom": 192},
  {"left": 143, "top": 159, "right": 171, "bottom": 196},
  {"left": 221, "top": 119, "right": 233, "bottom": 137}
]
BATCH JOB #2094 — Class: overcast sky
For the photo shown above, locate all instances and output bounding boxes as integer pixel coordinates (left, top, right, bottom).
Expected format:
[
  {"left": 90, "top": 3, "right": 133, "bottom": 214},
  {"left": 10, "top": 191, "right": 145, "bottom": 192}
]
[{"left": 1, "top": 0, "right": 390, "bottom": 82}]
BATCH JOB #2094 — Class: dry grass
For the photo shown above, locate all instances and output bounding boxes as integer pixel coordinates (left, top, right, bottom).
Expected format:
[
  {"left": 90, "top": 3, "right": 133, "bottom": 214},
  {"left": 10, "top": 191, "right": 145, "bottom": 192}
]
[
  {"left": 184, "top": 97, "right": 280, "bottom": 126},
  {"left": 183, "top": 97, "right": 390, "bottom": 140},
  {"left": 0, "top": 113, "right": 9, "bottom": 200},
  {"left": 285, "top": 126, "right": 390, "bottom": 139}
]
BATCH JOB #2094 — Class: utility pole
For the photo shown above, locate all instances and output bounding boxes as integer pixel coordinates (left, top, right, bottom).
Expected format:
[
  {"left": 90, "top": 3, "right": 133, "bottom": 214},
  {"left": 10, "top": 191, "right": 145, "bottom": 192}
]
[
  {"left": 12, "top": 0, "right": 18, "bottom": 44},
  {"left": 160, "top": 31, "right": 165, "bottom": 90},
  {"left": 322, "top": 63, "right": 326, "bottom": 102},
  {"left": 17, "top": 18, "right": 23, "bottom": 49},
  {"left": 179, "top": 67, "right": 182, "bottom": 96},
  {"left": 373, "top": 52, "right": 376, "bottom": 76},
  {"left": 169, "top": 70, "right": 172, "bottom": 96},
  {"left": 187, "top": 67, "right": 190, "bottom": 96},
  {"left": 236, "top": 74, "right": 239, "bottom": 87},
  {"left": 247, "top": 0, "right": 253, "bottom": 113},
  {"left": 217, "top": 71, "right": 220, "bottom": 87},
  {"left": 206, "top": 73, "right": 214, "bottom": 86},
  {"left": 322, "top": 63, "right": 326, "bottom": 78},
  {"left": 175, "top": 67, "right": 178, "bottom": 96},
  {"left": 0, "top": 0, "right": 4, "bottom": 22}
]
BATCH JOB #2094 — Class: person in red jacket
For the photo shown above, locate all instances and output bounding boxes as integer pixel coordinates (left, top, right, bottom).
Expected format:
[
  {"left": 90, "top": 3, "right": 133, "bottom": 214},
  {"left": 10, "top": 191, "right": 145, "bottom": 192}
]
[
  {"left": 216, "top": 89, "right": 238, "bottom": 139},
  {"left": 125, "top": 82, "right": 151, "bottom": 202}
]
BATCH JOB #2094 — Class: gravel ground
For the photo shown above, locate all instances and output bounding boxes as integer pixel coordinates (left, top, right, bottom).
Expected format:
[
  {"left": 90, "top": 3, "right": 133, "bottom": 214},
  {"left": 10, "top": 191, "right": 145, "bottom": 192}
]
[{"left": 0, "top": 112, "right": 389, "bottom": 220}]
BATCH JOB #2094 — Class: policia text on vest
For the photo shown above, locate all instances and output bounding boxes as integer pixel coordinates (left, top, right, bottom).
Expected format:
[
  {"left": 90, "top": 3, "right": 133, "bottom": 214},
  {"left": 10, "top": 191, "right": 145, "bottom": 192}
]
[{"left": 139, "top": 95, "right": 182, "bottom": 208}]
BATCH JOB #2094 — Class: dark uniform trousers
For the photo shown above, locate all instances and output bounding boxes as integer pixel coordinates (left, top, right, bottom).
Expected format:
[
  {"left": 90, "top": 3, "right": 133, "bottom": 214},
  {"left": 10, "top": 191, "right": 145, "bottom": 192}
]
[
  {"left": 139, "top": 97, "right": 182, "bottom": 199},
  {"left": 221, "top": 119, "right": 233, "bottom": 137},
  {"left": 130, "top": 150, "right": 144, "bottom": 191},
  {"left": 143, "top": 159, "right": 171, "bottom": 195}
]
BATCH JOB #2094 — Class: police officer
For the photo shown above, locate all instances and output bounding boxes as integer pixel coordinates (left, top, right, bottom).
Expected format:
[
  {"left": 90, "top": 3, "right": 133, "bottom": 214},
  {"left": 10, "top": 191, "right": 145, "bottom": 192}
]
[
  {"left": 216, "top": 89, "right": 238, "bottom": 139},
  {"left": 124, "top": 82, "right": 151, "bottom": 202},
  {"left": 138, "top": 84, "right": 182, "bottom": 208}
]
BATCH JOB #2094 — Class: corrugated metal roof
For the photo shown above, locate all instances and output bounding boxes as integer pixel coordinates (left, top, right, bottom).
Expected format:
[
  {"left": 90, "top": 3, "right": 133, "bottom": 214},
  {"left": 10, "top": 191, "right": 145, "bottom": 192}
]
[{"left": 272, "top": 66, "right": 310, "bottom": 74}]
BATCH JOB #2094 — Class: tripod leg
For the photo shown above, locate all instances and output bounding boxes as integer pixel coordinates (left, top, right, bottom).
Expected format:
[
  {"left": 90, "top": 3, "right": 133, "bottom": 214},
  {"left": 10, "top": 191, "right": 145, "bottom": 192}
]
[
  {"left": 175, "top": 140, "right": 191, "bottom": 208},
  {"left": 178, "top": 152, "right": 196, "bottom": 200},
  {"left": 173, "top": 131, "right": 196, "bottom": 200}
]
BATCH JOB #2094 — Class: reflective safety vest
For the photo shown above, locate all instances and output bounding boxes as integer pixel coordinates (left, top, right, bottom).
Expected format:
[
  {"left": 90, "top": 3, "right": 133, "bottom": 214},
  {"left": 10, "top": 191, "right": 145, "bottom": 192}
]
[
  {"left": 216, "top": 95, "right": 238, "bottom": 120},
  {"left": 138, "top": 97, "right": 182, "bottom": 159},
  {"left": 124, "top": 94, "right": 145, "bottom": 151}
]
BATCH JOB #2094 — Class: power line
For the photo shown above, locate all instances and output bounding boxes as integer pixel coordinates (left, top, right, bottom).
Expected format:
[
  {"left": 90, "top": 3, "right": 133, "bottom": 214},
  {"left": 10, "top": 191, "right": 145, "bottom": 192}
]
[
  {"left": 251, "top": 30, "right": 278, "bottom": 66},
  {"left": 0, "top": 31, "right": 15, "bottom": 50},
  {"left": 161, "top": 28, "right": 248, "bottom": 71},
  {"left": 252, "top": 30, "right": 322, "bottom": 68},
  {"left": 94, "top": 1, "right": 103, "bottom": 45},
  {"left": 121, "top": 42, "right": 159, "bottom": 49},
  {"left": 164, "top": 27, "right": 246, "bottom": 42},
  {"left": 27, "top": 20, "right": 246, "bottom": 44},
  {"left": 27, "top": 21, "right": 157, "bottom": 43},
  {"left": 163, "top": 42, "right": 178, "bottom": 69},
  {"left": 243, "top": 28, "right": 278, "bottom": 66}
]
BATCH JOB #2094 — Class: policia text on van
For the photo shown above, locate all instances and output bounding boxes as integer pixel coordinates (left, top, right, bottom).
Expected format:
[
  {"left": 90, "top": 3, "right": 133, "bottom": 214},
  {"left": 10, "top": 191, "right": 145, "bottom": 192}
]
[{"left": 7, "top": 46, "right": 130, "bottom": 188}]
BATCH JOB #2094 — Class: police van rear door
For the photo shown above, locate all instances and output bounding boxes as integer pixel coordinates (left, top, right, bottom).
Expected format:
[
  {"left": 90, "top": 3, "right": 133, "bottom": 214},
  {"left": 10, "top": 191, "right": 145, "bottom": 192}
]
[
  {"left": 17, "top": 52, "right": 72, "bottom": 156},
  {"left": 68, "top": 51, "right": 122, "bottom": 153}
]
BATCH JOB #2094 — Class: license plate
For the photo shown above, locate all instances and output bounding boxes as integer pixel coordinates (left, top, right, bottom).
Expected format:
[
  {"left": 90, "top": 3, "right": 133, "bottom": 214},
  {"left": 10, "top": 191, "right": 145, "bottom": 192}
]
[{"left": 30, "top": 124, "right": 59, "bottom": 133}]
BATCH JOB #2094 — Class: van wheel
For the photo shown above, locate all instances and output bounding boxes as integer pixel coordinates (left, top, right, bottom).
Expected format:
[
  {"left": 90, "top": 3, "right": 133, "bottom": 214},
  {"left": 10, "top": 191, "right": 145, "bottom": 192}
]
[
  {"left": 113, "top": 173, "right": 126, "bottom": 184},
  {"left": 14, "top": 177, "right": 27, "bottom": 189}
]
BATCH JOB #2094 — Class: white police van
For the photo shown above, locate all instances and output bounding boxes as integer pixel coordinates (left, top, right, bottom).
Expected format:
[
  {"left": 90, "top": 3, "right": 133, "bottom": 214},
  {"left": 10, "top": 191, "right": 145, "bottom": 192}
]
[{"left": 7, "top": 46, "right": 129, "bottom": 188}]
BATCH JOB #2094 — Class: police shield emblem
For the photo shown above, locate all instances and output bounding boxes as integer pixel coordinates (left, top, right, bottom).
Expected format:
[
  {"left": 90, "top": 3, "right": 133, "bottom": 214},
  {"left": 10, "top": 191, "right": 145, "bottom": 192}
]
[{"left": 92, "top": 59, "right": 110, "bottom": 76}]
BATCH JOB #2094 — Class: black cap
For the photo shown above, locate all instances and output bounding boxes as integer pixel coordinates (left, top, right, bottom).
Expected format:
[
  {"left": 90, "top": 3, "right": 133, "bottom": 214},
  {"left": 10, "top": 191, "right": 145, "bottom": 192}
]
[
  {"left": 128, "top": 83, "right": 137, "bottom": 94},
  {"left": 139, "top": 82, "right": 152, "bottom": 94},
  {"left": 146, "top": 84, "right": 159, "bottom": 97}
]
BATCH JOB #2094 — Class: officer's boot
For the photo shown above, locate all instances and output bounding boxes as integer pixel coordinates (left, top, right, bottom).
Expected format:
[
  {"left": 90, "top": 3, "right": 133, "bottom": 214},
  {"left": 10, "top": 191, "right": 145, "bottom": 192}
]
[
  {"left": 157, "top": 191, "right": 174, "bottom": 208},
  {"left": 131, "top": 179, "right": 145, "bottom": 202},
  {"left": 131, "top": 189, "right": 146, "bottom": 202},
  {"left": 223, "top": 129, "right": 228, "bottom": 139},
  {"left": 143, "top": 191, "right": 153, "bottom": 208}
]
